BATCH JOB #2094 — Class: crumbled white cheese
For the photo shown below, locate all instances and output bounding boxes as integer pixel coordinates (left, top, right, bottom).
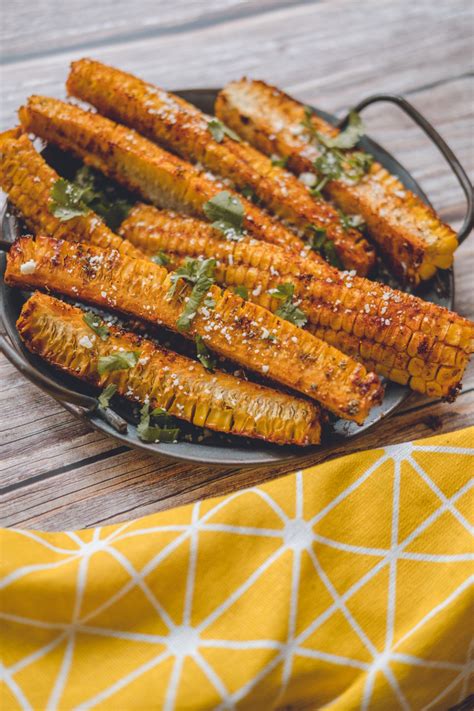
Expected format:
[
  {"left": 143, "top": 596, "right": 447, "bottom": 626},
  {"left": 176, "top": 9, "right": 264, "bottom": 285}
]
[
  {"left": 299, "top": 172, "right": 317, "bottom": 187},
  {"left": 20, "top": 259, "right": 37, "bottom": 274},
  {"left": 290, "top": 124, "right": 304, "bottom": 136},
  {"left": 261, "top": 365, "right": 269, "bottom": 374},
  {"left": 78, "top": 335, "right": 93, "bottom": 349}
]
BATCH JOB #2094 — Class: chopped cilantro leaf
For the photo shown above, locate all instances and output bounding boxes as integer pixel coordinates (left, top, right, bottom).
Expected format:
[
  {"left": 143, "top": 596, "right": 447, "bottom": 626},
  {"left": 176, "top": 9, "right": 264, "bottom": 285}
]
[
  {"left": 307, "top": 225, "right": 343, "bottom": 269},
  {"left": 137, "top": 403, "right": 180, "bottom": 443},
  {"left": 98, "top": 383, "right": 117, "bottom": 409},
  {"left": 268, "top": 282, "right": 307, "bottom": 327},
  {"left": 317, "top": 112, "right": 365, "bottom": 150},
  {"left": 241, "top": 186, "right": 257, "bottom": 203},
  {"left": 97, "top": 351, "right": 140, "bottom": 375},
  {"left": 203, "top": 295, "right": 216, "bottom": 310},
  {"left": 50, "top": 167, "right": 133, "bottom": 228},
  {"left": 203, "top": 191, "right": 244, "bottom": 240},
  {"left": 321, "top": 240, "right": 343, "bottom": 269},
  {"left": 338, "top": 210, "right": 366, "bottom": 232},
  {"left": 195, "top": 335, "right": 216, "bottom": 371},
  {"left": 301, "top": 109, "right": 372, "bottom": 186},
  {"left": 271, "top": 154, "right": 288, "bottom": 168},
  {"left": 168, "top": 258, "right": 216, "bottom": 332},
  {"left": 83, "top": 311, "right": 110, "bottom": 341},
  {"left": 208, "top": 118, "right": 242, "bottom": 143},
  {"left": 49, "top": 178, "right": 91, "bottom": 221},
  {"left": 276, "top": 301, "right": 307, "bottom": 328},
  {"left": 233, "top": 285, "right": 248, "bottom": 300},
  {"left": 74, "top": 166, "right": 133, "bottom": 230},
  {"left": 269, "top": 283, "right": 295, "bottom": 301},
  {"left": 151, "top": 251, "right": 170, "bottom": 266}
]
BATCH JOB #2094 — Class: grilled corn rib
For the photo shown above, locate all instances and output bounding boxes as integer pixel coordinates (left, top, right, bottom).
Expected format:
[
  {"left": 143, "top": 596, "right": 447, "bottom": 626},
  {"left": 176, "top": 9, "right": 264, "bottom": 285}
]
[
  {"left": 121, "top": 203, "right": 474, "bottom": 401},
  {"left": 19, "top": 96, "right": 320, "bottom": 259},
  {"left": 6, "top": 235, "right": 383, "bottom": 423},
  {"left": 215, "top": 79, "right": 459, "bottom": 285},
  {"left": 66, "top": 58, "right": 375, "bottom": 276},
  {"left": 18, "top": 292, "right": 321, "bottom": 446},
  {"left": 0, "top": 129, "right": 141, "bottom": 258}
]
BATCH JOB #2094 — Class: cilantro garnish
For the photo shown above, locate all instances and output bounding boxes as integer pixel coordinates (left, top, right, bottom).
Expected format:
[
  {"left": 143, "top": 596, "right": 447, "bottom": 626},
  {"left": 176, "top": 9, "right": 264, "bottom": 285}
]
[
  {"left": 49, "top": 166, "right": 133, "bottom": 228},
  {"left": 203, "top": 191, "right": 244, "bottom": 240},
  {"left": 241, "top": 186, "right": 258, "bottom": 204},
  {"left": 74, "top": 166, "right": 133, "bottom": 229},
  {"left": 233, "top": 285, "right": 248, "bottom": 300},
  {"left": 317, "top": 112, "right": 365, "bottom": 150},
  {"left": 307, "top": 226, "right": 343, "bottom": 269},
  {"left": 271, "top": 154, "right": 288, "bottom": 168},
  {"left": 137, "top": 403, "right": 180, "bottom": 443},
  {"left": 83, "top": 311, "right": 110, "bottom": 341},
  {"left": 337, "top": 210, "right": 366, "bottom": 232},
  {"left": 98, "top": 383, "right": 117, "bottom": 409},
  {"left": 97, "top": 351, "right": 140, "bottom": 375},
  {"left": 151, "top": 251, "right": 170, "bottom": 266},
  {"left": 49, "top": 178, "right": 91, "bottom": 221},
  {"left": 203, "top": 295, "right": 216, "bottom": 310},
  {"left": 195, "top": 335, "right": 216, "bottom": 372},
  {"left": 168, "top": 258, "right": 216, "bottom": 332},
  {"left": 268, "top": 282, "right": 308, "bottom": 328},
  {"left": 208, "top": 118, "right": 241, "bottom": 143},
  {"left": 301, "top": 108, "right": 373, "bottom": 188}
]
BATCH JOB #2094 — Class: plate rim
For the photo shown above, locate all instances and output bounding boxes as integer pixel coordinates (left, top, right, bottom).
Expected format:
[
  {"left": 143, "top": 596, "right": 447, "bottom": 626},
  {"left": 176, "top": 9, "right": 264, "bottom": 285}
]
[{"left": 0, "top": 88, "right": 454, "bottom": 467}]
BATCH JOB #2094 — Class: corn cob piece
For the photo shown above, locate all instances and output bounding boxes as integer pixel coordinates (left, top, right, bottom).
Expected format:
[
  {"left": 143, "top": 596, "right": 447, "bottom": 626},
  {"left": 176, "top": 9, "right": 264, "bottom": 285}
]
[
  {"left": 121, "top": 203, "right": 474, "bottom": 401},
  {"left": 19, "top": 96, "right": 322, "bottom": 260},
  {"left": 66, "top": 58, "right": 375, "bottom": 276},
  {"left": 6, "top": 235, "right": 383, "bottom": 422},
  {"left": 18, "top": 292, "right": 321, "bottom": 446},
  {"left": 0, "top": 128, "right": 141, "bottom": 258},
  {"left": 216, "top": 79, "right": 459, "bottom": 285}
]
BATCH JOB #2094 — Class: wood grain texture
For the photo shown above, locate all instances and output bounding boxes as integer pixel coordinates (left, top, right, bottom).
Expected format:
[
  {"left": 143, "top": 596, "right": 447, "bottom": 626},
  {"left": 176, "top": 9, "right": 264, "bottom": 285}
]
[
  {"left": 1, "top": 0, "right": 472, "bottom": 129},
  {"left": 0, "top": 0, "right": 303, "bottom": 61},
  {"left": 0, "top": 0, "right": 472, "bottom": 530}
]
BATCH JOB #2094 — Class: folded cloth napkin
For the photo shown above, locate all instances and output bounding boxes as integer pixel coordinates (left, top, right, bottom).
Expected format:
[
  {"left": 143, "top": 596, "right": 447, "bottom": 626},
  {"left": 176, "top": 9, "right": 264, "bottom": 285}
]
[{"left": 1, "top": 427, "right": 473, "bottom": 711}]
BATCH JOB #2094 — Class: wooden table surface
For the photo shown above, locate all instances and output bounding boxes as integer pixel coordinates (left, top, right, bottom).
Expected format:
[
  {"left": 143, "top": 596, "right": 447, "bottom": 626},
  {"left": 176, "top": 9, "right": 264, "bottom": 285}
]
[{"left": 1, "top": 0, "right": 472, "bottom": 531}]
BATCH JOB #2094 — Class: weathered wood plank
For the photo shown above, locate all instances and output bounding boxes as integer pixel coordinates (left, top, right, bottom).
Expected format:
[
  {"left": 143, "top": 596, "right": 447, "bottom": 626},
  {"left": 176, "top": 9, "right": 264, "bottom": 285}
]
[
  {"left": 0, "top": 0, "right": 299, "bottom": 62},
  {"left": 1, "top": 0, "right": 472, "bottom": 129},
  {"left": 3, "top": 386, "right": 473, "bottom": 530}
]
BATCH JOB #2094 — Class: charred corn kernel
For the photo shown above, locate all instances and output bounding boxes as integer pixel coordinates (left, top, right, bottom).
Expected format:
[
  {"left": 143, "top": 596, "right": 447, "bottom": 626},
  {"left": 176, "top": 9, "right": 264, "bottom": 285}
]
[
  {"left": 6, "top": 235, "right": 383, "bottom": 423},
  {"left": 120, "top": 203, "right": 474, "bottom": 401},
  {"left": 426, "top": 381, "right": 443, "bottom": 398},
  {"left": 19, "top": 96, "right": 319, "bottom": 259},
  {"left": 17, "top": 292, "right": 321, "bottom": 446},
  {"left": 67, "top": 58, "right": 375, "bottom": 276},
  {"left": 215, "top": 78, "right": 459, "bottom": 286},
  {"left": 0, "top": 129, "right": 141, "bottom": 258}
]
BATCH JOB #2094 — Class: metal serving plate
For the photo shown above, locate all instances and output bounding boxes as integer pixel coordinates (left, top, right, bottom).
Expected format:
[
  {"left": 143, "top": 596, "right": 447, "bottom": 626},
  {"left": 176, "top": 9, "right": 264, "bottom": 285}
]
[{"left": 0, "top": 89, "right": 462, "bottom": 466}]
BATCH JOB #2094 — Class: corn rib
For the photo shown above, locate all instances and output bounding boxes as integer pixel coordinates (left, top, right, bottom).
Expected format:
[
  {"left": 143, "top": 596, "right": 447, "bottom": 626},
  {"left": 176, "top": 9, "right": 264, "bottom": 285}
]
[
  {"left": 0, "top": 128, "right": 141, "bottom": 258},
  {"left": 6, "top": 235, "right": 383, "bottom": 422},
  {"left": 121, "top": 203, "right": 474, "bottom": 401},
  {"left": 215, "top": 79, "right": 459, "bottom": 285},
  {"left": 18, "top": 292, "right": 321, "bottom": 446},
  {"left": 19, "top": 96, "right": 322, "bottom": 260},
  {"left": 66, "top": 58, "right": 375, "bottom": 275}
]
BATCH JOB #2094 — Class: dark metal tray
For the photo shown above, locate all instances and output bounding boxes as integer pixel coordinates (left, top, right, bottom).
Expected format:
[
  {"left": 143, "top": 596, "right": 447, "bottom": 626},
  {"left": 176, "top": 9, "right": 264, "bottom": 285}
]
[{"left": 0, "top": 90, "right": 472, "bottom": 466}]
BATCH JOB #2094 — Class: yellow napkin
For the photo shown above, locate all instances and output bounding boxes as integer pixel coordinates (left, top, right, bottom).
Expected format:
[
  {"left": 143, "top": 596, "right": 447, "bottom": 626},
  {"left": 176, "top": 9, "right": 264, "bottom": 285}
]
[{"left": 1, "top": 427, "right": 473, "bottom": 710}]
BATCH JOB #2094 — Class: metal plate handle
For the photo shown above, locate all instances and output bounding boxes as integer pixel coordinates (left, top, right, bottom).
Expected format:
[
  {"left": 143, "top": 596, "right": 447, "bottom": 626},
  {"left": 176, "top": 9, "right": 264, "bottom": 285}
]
[{"left": 339, "top": 93, "right": 473, "bottom": 244}]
